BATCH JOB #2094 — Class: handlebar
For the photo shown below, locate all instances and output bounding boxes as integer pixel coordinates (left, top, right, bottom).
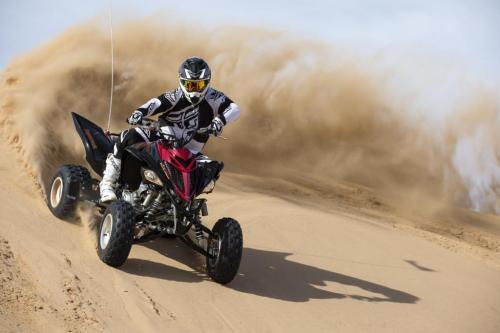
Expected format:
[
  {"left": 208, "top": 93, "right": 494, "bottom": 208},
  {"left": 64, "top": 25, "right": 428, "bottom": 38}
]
[
  {"left": 139, "top": 118, "right": 214, "bottom": 135},
  {"left": 127, "top": 116, "right": 224, "bottom": 138},
  {"left": 140, "top": 117, "right": 155, "bottom": 126},
  {"left": 126, "top": 117, "right": 155, "bottom": 126},
  {"left": 195, "top": 126, "right": 213, "bottom": 135}
]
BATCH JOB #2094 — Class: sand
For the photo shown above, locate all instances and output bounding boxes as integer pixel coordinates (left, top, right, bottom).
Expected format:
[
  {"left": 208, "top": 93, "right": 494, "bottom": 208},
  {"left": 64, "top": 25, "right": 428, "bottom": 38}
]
[{"left": 0, "top": 142, "right": 499, "bottom": 333}]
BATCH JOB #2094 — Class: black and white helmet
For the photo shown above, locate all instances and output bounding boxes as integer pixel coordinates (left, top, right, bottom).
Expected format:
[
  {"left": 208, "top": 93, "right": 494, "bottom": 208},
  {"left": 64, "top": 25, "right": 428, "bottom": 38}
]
[{"left": 178, "top": 57, "right": 211, "bottom": 105}]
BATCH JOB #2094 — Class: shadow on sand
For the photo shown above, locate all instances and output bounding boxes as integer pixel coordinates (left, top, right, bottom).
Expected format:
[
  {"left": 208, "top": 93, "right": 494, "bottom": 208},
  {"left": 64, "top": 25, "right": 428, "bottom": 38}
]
[
  {"left": 404, "top": 259, "right": 436, "bottom": 272},
  {"left": 121, "top": 239, "right": 419, "bottom": 304}
]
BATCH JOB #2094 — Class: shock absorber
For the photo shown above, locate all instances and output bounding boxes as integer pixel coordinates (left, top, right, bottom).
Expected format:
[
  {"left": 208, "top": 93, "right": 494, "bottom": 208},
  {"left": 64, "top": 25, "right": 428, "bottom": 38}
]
[
  {"left": 144, "top": 193, "right": 163, "bottom": 220},
  {"left": 194, "top": 224, "right": 203, "bottom": 241},
  {"left": 142, "top": 190, "right": 155, "bottom": 207}
]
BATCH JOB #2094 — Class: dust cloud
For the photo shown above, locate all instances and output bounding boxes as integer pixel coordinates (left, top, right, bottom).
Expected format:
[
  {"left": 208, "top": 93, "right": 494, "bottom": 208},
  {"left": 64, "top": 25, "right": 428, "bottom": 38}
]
[{"left": 0, "top": 19, "right": 498, "bottom": 214}]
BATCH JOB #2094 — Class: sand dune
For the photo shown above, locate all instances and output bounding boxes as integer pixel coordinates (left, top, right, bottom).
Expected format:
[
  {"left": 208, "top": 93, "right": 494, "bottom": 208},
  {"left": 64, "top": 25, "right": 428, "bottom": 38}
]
[{"left": 0, "top": 142, "right": 499, "bottom": 332}]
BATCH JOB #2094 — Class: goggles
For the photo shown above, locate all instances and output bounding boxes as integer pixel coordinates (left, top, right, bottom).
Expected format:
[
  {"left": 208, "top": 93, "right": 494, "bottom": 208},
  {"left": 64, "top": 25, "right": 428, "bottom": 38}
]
[{"left": 180, "top": 79, "right": 209, "bottom": 93}]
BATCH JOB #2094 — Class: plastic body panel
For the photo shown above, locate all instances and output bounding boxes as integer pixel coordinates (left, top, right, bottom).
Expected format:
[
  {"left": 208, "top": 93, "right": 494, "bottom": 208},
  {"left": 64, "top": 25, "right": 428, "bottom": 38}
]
[{"left": 71, "top": 112, "right": 114, "bottom": 176}]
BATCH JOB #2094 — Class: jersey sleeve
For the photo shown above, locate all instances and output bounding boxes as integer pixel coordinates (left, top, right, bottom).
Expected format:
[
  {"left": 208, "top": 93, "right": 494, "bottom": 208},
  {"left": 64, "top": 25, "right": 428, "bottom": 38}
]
[
  {"left": 218, "top": 98, "right": 240, "bottom": 125},
  {"left": 211, "top": 91, "right": 240, "bottom": 125},
  {"left": 135, "top": 89, "right": 179, "bottom": 117}
]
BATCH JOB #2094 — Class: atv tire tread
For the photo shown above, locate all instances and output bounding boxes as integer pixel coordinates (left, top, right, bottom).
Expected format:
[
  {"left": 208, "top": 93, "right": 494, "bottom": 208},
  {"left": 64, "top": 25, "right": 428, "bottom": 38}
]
[
  {"left": 97, "top": 201, "right": 135, "bottom": 267},
  {"left": 47, "top": 164, "right": 91, "bottom": 219},
  {"left": 207, "top": 217, "right": 243, "bottom": 284}
]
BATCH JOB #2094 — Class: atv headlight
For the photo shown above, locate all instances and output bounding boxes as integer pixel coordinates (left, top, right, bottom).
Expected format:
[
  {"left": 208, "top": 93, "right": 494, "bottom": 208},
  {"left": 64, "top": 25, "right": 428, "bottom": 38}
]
[
  {"left": 202, "top": 180, "right": 215, "bottom": 194},
  {"left": 143, "top": 169, "right": 163, "bottom": 186}
]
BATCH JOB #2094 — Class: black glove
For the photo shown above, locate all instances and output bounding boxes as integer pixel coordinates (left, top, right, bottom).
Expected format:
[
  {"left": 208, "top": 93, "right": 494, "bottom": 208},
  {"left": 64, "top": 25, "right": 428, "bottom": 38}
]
[
  {"left": 209, "top": 117, "right": 224, "bottom": 136},
  {"left": 127, "top": 111, "right": 143, "bottom": 125}
]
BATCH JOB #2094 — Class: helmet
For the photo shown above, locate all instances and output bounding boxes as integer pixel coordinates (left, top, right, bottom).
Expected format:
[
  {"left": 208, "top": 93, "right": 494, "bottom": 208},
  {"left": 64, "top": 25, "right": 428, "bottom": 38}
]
[{"left": 178, "top": 57, "right": 211, "bottom": 105}]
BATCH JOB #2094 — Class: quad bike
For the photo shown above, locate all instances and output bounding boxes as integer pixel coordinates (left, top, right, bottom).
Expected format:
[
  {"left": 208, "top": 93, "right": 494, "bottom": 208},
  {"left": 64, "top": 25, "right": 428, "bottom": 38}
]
[{"left": 47, "top": 112, "right": 243, "bottom": 284}]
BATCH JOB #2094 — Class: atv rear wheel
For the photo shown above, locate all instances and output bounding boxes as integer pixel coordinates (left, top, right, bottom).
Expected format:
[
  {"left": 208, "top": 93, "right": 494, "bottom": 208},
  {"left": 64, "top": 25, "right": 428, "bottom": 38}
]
[
  {"left": 206, "top": 218, "right": 243, "bottom": 284},
  {"left": 97, "top": 201, "right": 135, "bottom": 267},
  {"left": 47, "top": 165, "right": 91, "bottom": 219}
]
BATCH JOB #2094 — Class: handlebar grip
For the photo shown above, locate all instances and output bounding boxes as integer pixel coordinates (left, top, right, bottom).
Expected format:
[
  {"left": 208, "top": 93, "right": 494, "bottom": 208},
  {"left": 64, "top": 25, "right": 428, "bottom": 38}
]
[{"left": 197, "top": 127, "right": 213, "bottom": 135}]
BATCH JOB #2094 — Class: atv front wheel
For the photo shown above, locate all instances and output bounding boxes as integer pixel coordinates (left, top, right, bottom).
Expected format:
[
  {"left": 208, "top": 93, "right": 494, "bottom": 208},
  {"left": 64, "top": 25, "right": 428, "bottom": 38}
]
[
  {"left": 206, "top": 218, "right": 243, "bottom": 284},
  {"left": 47, "top": 165, "right": 91, "bottom": 219},
  {"left": 97, "top": 201, "right": 135, "bottom": 267}
]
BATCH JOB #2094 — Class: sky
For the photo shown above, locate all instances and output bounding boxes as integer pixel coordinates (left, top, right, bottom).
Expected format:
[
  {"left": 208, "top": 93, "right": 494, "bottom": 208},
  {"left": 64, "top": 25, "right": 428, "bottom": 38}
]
[{"left": 1, "top": 0, "right": 500, "bottom": 105}]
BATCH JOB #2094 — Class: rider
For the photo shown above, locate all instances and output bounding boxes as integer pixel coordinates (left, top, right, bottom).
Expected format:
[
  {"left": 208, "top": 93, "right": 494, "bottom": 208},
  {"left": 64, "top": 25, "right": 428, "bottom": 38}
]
[{"left": 100, "top": 57, "right": 240, "bottom": 202}]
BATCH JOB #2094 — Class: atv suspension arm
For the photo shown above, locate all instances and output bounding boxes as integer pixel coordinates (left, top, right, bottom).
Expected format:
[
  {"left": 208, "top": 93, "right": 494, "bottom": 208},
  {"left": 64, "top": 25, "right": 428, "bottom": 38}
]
[{"left": 179, "top": 235, "right": 216, "bottom": 259}]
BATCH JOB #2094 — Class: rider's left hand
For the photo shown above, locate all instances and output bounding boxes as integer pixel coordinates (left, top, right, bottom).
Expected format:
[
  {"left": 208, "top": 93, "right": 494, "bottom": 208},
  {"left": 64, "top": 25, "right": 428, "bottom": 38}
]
[{"left": 209, "top": 117, "right": 224, "bottom": 136}]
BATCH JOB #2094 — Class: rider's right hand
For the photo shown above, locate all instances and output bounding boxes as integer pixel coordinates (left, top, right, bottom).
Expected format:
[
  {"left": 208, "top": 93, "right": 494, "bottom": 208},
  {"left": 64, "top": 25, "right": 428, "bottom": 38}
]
[
  {"left": 127, "top": 111, "right": 143, "bottom": 125},
  {"left": 209, "top": 117, "right": 224, "bottom": 136}
]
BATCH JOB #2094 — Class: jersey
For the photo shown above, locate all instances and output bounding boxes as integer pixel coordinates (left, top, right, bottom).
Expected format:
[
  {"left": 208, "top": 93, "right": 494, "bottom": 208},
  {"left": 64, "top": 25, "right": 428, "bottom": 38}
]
[{"left": 134, "top": 87, "right": 240, "bottom": 153}]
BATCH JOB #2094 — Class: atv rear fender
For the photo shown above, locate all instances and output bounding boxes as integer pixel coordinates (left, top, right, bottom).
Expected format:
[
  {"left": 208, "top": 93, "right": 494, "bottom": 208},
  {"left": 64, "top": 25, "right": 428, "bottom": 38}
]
[{"left": 72, "top": 112, "right": 114, "bottom": 176}]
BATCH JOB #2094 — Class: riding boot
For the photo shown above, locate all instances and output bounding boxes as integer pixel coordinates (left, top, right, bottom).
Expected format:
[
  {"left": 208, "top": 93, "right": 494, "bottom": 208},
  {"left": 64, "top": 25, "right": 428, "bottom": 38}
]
[{"left": 100, "top": 154, "right": 121, "bottom": 202}]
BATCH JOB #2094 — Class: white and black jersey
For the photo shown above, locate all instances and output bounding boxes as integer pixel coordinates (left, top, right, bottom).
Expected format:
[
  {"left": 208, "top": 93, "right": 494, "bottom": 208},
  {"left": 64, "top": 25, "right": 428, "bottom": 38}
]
[{"left": 135, "top": 87, "right": 240, "bottom": 153}]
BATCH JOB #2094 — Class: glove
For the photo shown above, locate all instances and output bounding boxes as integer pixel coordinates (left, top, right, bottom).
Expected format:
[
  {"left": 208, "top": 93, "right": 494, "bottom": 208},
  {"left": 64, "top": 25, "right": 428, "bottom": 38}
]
[
  {"left": 209, "top": 117, "right": 224, "bottom": 136},
  {"left": 127, "top": 111, "right": 143, "bottom": 125}
]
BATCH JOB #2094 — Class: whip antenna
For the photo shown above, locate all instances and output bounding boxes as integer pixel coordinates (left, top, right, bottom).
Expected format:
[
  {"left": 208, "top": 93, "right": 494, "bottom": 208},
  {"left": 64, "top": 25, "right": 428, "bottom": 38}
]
[{"left": 106, "top": 0, "right": 114, "bottom": 132}]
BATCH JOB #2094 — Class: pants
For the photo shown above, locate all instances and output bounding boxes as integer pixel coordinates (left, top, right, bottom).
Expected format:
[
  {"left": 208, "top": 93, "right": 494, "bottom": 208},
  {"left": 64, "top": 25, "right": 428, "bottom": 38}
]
[{"left": 113, "top": 127, "right": 161, "bottom": 159}]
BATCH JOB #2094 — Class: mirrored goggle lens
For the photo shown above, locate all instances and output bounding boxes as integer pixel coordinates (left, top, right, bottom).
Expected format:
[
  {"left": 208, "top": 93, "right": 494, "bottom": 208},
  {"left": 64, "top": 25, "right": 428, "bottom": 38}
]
[{"left": 181, "top": 79, "right": 208, "bottom": 92}]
